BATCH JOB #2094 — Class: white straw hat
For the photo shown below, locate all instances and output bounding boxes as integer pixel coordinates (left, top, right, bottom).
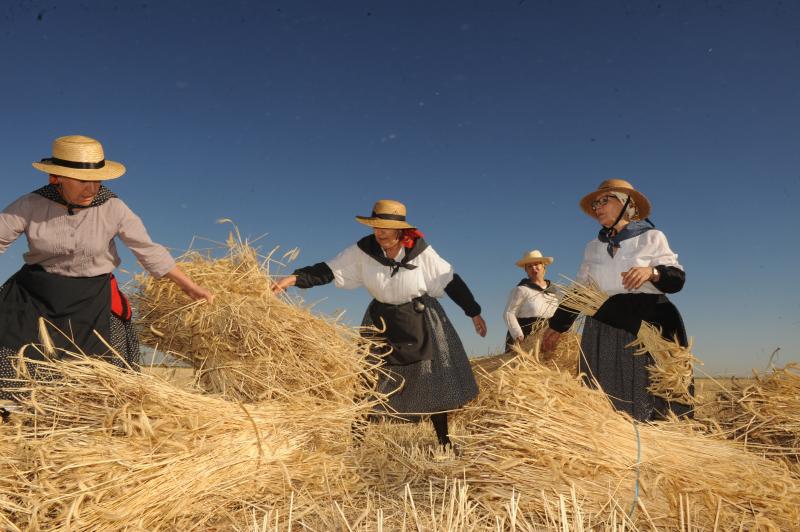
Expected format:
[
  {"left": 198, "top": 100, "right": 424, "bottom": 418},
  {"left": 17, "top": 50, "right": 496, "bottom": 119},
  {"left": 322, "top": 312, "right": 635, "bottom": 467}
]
[
  {"left": 32, "top": 135, "right": 125, "bottom": 181},
  {"left": 515, "top": 250, "right": 554, "bottom": 268}
]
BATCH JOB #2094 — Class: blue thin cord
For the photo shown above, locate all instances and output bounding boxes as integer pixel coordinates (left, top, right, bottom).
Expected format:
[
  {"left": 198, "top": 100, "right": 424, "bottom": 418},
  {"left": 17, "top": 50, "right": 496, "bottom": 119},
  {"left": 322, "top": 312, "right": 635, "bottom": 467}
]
[{"left": 629, "top": 420, "right": 641, "bottom": 518}]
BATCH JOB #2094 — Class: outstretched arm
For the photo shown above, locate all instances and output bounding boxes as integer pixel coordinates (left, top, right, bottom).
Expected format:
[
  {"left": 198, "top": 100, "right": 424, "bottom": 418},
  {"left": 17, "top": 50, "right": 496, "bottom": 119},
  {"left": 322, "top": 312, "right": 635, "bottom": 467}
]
[{"left": 163, "top": 266, "right": 214, "bottom": 303}]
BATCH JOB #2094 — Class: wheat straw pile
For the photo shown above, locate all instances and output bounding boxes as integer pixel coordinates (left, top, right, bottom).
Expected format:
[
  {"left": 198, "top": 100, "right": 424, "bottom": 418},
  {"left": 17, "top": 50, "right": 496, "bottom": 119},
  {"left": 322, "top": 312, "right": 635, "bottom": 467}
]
[
  {"left": 0, "top": 351, "right": 371, "bottom": 530},
  {"left": 518, "top": 322, "right": 581, "bottom": 374},
  {"left": 132, "top": 234, "right": 378, "bottom": 405},
  {"left": 451, "top": 349, "right": 800, "bottom": 530},
  {"left": 556, "top": 280, "right": 697, "bottom": 405},
  {"left": 700, "top": 363, "right": 800, "bottom": 476},
  {"left": 0, "top": 352, "right": 638, "bottom": 531}
]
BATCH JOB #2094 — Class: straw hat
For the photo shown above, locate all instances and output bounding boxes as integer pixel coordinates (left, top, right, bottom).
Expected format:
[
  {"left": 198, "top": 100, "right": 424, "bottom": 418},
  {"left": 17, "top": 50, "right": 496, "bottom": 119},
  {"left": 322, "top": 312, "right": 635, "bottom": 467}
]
[
  {"left": 355, "top": 199, "right": 415, "bottom": 229},
  {"left": 515, "top": 250, "right": 554, "bottom": 268},
  {"left": 579, "top": 178, "right": 651, "bottom": 220},
  {"left": 32, "top": 135, "right": 125, "bottom": 181}
]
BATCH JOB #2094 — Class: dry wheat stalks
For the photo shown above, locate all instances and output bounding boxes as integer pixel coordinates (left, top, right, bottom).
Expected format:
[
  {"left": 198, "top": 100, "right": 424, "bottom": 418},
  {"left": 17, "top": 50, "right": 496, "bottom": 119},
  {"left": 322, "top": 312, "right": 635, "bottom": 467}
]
[
  {"left": 132, "top": 234, "right": 380, "bottom": 406},
  {"left": 0, "top": 353, "right": 648, "bottom": 532},
  {"left": 517, "top": 318, "right": 581, "bottom": 375},
  {"left": 556, "top": 280, "right": 697, "bottom": 405},
  {"left": 453, "top": 348, "right": 800, "bottom": 531},
  {"left": 698, "top": 364, "right": 800, "bottom": 475},
  {"left": 0, "top": 351, "right": 368, "bottom": 531}
]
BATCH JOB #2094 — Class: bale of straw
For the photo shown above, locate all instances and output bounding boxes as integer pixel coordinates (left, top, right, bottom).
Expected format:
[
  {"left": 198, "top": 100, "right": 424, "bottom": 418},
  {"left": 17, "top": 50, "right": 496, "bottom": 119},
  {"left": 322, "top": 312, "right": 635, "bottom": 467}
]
[
  {"left": 699, "top": 364, "right": 800, "bottom": 475},
  {"left": 453, "top": 349, "right": 800, "bottom": 530},
  {"left": 1, "top": 353, "right": 366, "bottom": 530},
  {"left": 132, "top": 235, "right": 379, "bottom": 405},
  {"left": 555, "top": 280, "right": 697, "bottom": 405}
]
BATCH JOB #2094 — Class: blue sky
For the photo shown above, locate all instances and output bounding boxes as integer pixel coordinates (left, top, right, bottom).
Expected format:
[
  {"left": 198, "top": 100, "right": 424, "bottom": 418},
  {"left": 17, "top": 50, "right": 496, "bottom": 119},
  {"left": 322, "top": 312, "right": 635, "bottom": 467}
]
[{"left": 1, "top": 0, "right": 798, "bottom": 375}]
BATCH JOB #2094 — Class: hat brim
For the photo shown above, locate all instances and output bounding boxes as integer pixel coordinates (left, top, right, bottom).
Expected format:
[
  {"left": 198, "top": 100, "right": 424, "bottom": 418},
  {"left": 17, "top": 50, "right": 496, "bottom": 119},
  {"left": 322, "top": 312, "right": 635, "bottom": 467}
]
[
  {"left": 516, "top": 257, "right": 554, "bottom": 268},
  {"left": 32, "top": 160, "right": 125, "bottom": 181},
  {"left": 580, "top": 186, "right": 651, "bottom": 220},
  {"left": 355, "top": 216, "right": 415, "bottom": 229}
]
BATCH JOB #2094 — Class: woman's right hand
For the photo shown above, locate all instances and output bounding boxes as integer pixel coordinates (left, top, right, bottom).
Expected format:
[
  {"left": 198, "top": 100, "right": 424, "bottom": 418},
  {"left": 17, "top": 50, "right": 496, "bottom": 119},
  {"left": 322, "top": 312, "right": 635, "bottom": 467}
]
[
  {"left": 271, "top": 275, "right": 297, "bottom": 293},
  {"left": 541, "top": 328, "right": 562, "bottom": 352}
]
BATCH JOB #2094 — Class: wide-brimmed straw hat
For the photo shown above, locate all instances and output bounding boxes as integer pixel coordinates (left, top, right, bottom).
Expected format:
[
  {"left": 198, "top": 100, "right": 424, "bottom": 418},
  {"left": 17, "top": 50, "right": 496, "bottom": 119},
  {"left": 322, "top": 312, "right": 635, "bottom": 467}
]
[
  {"left": 32, "top": 135, "right": 125, "bottom": 181},
  {"left": 579, "top": 178, "right": 651, "bottom": 220},
  {"left": 515, "top": 250, "right": 554, "bottom": 268},
  {"left": 356, "top": 199, "right": 416, "bottom": 229}
]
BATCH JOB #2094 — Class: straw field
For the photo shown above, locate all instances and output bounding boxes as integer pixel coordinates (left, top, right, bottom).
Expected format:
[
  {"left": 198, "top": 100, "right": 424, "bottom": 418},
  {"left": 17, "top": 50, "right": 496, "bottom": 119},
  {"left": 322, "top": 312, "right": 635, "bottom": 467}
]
[
  {"left": 696, "top": 364, "right": 800, "bottom": 476},
  {"left": 1, "top": 237, "right": 799, "bottom": 530}
]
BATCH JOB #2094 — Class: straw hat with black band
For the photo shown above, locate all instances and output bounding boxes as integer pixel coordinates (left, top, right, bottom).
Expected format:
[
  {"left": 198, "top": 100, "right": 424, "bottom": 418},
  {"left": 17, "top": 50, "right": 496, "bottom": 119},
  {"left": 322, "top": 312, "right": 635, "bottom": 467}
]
[
  {"left": 32, "top": 135, "right": 126, "bottom": 181},
  {"left": 515, "top": 250, "right": 554, "bottom": 268},
  {"left": 579, "top": 178, "right": 651, "bottom": 221},
  {"left": 356, "top": 199, "right": 416, "bottom": 230}
]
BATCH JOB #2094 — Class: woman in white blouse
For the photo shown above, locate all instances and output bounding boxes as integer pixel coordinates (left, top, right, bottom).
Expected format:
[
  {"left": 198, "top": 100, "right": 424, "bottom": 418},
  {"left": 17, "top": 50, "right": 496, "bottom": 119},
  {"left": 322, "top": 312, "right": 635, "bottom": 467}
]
[
  {"left": 273, "top": 199, "right": 486, "bottom": 449},
  {"left": 503, "top": 250, "right": 558, "bottom": 351},
  {"left": 542, "top": 179, "right": 691, "bottom": 421},
  {"left": 0, "top": 135, "right": 212, "bottom": 404}
]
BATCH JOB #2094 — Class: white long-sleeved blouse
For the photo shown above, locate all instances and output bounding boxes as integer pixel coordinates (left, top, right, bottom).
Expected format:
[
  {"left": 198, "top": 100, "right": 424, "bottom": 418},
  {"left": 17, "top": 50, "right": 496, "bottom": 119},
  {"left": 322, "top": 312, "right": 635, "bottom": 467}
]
[
  {"left": 325, "top": 243, "right": 454, "bottom": 305},
  {"left": 503, "top": 283, "right": 558, "bottom": 339},
  {"left": 576, "top": 229, "right": 682, "bottom": 295},
  {"left": 0, "top": 193, "right": 176, "bottom": 278}
]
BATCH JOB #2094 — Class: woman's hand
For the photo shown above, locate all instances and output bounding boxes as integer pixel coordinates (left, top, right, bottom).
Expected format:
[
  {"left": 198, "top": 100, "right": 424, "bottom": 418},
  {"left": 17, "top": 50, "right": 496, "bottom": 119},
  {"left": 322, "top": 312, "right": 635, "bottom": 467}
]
[
  {"left": 164, "top": 267, "right": 214, "bottom": 304},
  {"left": 621, "top": 266, "right": 657, "bottom": 291},
  {"left": 182, "top": 283, "right": 214, "bottom": 303},
  {"left": 472, "top": 315, "right": 487, "bottom": 337},
  {"left": 542, "top": 328, "right": 561, "bottom": 352},
  {"left": 271, "top": 275, "right": 297, "bottom": 293}
]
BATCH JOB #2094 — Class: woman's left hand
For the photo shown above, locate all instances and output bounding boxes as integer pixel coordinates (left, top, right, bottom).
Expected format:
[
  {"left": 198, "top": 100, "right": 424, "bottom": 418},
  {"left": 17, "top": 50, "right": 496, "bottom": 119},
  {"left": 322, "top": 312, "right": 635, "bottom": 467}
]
[
  {"left": 621, "top": 266, "right": 656, "bottom": 291},
  {"left": 472, "top": 315, "right": 487, "bottom": 337}
]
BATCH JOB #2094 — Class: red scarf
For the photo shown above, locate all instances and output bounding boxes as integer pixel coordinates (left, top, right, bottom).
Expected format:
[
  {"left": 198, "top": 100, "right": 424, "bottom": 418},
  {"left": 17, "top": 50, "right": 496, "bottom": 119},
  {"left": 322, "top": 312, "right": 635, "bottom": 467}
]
[{"left": 401, "top": 228, "right": 425, "bottom": 248}]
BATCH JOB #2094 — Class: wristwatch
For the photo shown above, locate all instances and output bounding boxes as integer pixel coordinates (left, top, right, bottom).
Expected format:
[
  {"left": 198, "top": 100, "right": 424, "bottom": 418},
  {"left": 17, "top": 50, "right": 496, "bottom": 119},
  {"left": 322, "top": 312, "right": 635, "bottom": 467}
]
[{"left": 651, "top": 267, "right": 660, "bottom": 282}]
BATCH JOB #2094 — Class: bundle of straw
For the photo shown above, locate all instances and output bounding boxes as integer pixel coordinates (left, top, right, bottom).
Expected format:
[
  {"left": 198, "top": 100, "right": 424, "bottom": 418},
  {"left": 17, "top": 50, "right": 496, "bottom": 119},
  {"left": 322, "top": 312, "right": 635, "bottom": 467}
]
[
  {"left": 454, "top": 350, "right": 800, "bottom": 530},
  {"left": 517, "top": 325, "right": 581, "bottom": 375},
  {"left": 700, "top": 364, "right": 800, "bottom": 475},
  {"left": 132, "top": 233, "right": 379, "bottom": 405},
  {"left": 556, "top": 279, "right": 697, "bottom": 405},
  {"left": 1, "top": 353, "right": 366, "bottom": 530}
]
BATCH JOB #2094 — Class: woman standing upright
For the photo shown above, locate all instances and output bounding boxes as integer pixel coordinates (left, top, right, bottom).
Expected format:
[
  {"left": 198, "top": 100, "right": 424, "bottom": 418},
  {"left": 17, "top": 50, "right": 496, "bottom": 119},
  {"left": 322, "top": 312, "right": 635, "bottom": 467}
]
[
  {"left": 273, "top": 199, "right": 486, "bottom": 448},
  {"left": 503, "top": 249, "right": 558, "bottom": 351},
  {"left": 542, "top": 179, "right": 691, "bottom": 421},
  {"left": 0, "top": 135, "right": 212, "bottom": 403}
]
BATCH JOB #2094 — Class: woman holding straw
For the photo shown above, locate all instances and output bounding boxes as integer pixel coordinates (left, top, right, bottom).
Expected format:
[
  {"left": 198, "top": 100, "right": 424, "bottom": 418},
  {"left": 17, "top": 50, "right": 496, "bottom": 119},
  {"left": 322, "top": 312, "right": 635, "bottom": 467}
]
[
  {"left": 542, "top": 179, "right": 692, "bottom": 421},
  {"left": 272, "top": 199, "right": 486, "bottom": 449},
  {"left": 503, "top": 249, "right": 559, "bottom": 352},
  {"left": 0, "top": 135, "right": 212, "bottom": 404}
]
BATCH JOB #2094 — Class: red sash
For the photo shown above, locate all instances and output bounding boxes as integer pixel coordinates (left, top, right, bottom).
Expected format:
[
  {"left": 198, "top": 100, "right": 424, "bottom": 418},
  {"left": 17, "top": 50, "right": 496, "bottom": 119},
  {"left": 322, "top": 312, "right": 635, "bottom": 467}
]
[{"left": 110, "top": 275, "right": 131, "bottom": 321}]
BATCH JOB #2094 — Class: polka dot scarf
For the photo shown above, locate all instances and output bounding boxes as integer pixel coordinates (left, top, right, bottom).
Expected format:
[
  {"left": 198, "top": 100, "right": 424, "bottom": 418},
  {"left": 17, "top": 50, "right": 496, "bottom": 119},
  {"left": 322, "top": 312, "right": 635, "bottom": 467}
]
[{"left": 32, "top": 184, "right": 117, "bottom": 215}]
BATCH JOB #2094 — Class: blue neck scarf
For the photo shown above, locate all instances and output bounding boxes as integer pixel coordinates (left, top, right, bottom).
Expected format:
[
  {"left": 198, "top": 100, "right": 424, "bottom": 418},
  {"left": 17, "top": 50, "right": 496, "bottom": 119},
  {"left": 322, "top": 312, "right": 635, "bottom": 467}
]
[{"left": 598, "top": 219, "right": 655, "bottom": 257}]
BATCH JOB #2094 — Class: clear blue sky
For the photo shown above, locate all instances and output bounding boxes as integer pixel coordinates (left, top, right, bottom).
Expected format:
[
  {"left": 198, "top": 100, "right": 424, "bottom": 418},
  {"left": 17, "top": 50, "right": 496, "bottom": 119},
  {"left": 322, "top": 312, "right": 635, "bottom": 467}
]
[{"left": 1, "top": 0, "right": 798, "bottom": 375}]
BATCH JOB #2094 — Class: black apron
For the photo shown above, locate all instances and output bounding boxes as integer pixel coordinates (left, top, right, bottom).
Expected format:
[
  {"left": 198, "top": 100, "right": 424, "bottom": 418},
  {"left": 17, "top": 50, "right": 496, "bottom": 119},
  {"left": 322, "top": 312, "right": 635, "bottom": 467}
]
[
  {"left": 367, "top": 297, "right": 433, "bottom": 365},
  {"left": 0, "top": 265, "right": 116, "bottom": 359}
]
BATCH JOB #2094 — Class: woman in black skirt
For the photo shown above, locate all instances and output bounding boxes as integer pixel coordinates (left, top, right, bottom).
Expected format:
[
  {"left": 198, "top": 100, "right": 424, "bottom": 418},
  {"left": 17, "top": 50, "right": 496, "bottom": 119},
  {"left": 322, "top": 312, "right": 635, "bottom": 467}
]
[
  {"left": 542, "top": 179, "right": 692, "bottom": 421},
  {"left": 0, "top": 135, "right": 212, "bottom": 405},
  {"left": 272, "top": 199, "right": 486, "bottom": 447},
  {"left": 503, "top": 250, "right": 558, "bottom": 351}
]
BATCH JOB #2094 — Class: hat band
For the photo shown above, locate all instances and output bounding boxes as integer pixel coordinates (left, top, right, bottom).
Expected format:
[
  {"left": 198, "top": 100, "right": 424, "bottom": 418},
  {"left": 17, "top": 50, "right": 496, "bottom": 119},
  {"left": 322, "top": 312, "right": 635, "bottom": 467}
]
[
  {"left": 371, "top": 212, "right": 406, "bottom": 222},
  {"left": 41, "top": 157, "right": 106, "bottom": 170}
]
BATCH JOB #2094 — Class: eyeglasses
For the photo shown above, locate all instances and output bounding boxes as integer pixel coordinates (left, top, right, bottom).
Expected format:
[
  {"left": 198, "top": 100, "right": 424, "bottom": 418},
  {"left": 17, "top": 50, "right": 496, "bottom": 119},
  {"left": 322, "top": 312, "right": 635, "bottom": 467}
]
[{"left": 590, "top": 195, "right": 618, "bottom": 211}]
